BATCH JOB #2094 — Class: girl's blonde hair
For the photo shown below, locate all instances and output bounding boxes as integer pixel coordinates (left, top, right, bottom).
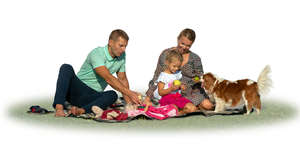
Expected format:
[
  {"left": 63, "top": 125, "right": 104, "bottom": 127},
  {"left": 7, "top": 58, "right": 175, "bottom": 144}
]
[{"left": 166, "top": 50, "right": 183, "bottom": 63}]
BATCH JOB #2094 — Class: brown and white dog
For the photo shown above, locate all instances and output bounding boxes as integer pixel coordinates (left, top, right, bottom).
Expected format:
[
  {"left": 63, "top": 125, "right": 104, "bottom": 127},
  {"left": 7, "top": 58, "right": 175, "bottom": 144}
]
[{"left": 200, "top": 65, "right": 272, "bottom": 115}]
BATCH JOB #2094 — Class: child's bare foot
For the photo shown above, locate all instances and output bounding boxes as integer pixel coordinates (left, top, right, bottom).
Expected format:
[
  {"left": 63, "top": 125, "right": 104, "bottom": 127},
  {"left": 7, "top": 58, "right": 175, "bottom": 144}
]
[
  {"left": 178, "top": 110, "right": 185, "bottom": 115},
  {"left": 199, "top": 99, "right": 214, "bottom": 110},
  {"left": 183, "top": 102, "right": 197, "bottom": 113}
]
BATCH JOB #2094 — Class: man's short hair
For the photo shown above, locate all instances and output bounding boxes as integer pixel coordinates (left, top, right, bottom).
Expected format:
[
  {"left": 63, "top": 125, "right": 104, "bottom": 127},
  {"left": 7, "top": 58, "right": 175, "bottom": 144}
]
[
  {"left": 177, "top": 28, "right": 196, "bottom": 43},
  {"left": 109, "top": 29, "right": 129, "bottom": 41}
]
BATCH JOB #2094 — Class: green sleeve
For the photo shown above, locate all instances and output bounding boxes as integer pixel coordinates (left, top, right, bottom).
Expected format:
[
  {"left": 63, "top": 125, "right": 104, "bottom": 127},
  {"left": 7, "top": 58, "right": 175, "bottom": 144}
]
[{"left": 89, "top": 48, "right": 105, "bottom": 69}]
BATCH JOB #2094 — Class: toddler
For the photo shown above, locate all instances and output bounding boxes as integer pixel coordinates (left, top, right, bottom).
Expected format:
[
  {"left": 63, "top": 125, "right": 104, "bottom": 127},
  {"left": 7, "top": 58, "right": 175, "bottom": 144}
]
[{"left": 153, "top": 50, "right": 197, "bottom": 115}]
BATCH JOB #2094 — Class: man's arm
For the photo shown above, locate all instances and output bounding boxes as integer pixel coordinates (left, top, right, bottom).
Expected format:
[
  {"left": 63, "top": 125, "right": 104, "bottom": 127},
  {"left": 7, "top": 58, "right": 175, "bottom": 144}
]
[
  {"left": 116, "top": 71, "right": 133, "bottom": 104},
  {"left": 94, "top": 66, "right": 141, "bottom": 104}
]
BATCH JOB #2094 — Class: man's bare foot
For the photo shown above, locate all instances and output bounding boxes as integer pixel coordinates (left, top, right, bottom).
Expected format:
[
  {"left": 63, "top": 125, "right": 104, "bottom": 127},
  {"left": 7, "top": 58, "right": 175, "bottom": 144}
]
[
  {"left": 76, "top": 108, "right": 85, "bottom": 115},
  {"left": 55, "top": 110, "right": 66, "bottom": 117},
  {"left": 68, "top": 106, "right": 85, "bottom": 116},
  {"left": 68, "top": 106, "right": 78, "bottom": 115},
  {"left": 55, "top": 104, "right": 66, "bottom": 117}
]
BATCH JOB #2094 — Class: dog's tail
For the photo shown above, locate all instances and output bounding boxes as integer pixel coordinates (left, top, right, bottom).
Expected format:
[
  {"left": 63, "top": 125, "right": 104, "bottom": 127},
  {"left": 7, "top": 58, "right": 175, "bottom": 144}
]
[{"left": 257, "top": 65, "right": 272, "bottom": 95}]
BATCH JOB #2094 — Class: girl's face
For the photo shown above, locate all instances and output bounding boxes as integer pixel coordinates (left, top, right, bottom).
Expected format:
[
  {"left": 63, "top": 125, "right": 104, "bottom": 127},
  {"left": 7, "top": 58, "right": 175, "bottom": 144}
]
[{"left": 167, "top": 59, "right": 182, "bottom": 73}]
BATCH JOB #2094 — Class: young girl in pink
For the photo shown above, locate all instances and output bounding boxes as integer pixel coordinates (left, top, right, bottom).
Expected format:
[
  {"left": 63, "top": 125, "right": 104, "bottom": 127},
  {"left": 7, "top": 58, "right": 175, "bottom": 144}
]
[{"left": 153, "top": 50, "right": 197, "bottom": 115}]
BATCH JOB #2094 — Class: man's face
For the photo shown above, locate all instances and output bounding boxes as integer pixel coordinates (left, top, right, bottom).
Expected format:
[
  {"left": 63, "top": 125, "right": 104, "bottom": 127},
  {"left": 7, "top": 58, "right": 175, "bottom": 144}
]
[
  {"left": 109, "top": 37, "right": 128, "bottom": 57},
  {"left": 177, "top": 36, "right": 193, "bottom": 54}
]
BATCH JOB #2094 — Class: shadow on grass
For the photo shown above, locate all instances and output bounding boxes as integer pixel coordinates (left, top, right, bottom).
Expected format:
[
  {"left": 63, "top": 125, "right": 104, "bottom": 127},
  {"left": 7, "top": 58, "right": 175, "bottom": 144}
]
[{"left": 7, "top": 97, "right": 298, "bottom": 132}]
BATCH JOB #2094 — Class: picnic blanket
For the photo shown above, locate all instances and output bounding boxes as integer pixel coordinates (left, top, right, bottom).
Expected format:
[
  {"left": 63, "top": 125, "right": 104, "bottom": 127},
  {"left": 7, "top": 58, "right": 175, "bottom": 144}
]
[
  {"left": 84, "top": 101, "right": 243, "bottom": 123},
  {"left": 27, "top": 97, "right": 245, "bottom": 123}
]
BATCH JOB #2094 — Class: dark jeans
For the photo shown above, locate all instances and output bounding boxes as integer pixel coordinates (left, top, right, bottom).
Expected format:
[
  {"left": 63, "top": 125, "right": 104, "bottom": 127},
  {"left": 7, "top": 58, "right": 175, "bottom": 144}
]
[{"left": 52, "top": 64, "right": 118, "bottom": 113}]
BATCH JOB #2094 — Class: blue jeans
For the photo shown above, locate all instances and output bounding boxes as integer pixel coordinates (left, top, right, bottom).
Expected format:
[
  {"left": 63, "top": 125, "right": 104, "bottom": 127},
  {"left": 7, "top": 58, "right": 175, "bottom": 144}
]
[{"left": 52, "top": 64, "right": 118, "bottom": 113}]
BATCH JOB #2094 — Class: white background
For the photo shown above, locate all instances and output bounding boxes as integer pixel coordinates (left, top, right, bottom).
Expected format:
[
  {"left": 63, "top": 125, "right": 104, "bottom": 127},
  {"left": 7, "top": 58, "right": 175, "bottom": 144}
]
[{"left": 1, "top": 0, "right": 299, "bottom": 154}]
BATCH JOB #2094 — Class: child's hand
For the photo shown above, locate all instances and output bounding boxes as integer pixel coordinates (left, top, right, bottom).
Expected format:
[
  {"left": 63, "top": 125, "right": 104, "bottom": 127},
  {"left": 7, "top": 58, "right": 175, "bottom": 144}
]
[
  {"left": 180, "top": 84, "right": 186, "bottom": 91},
  {"left": 142, "top": 97, "right": 153, "bottom": 106},
  {"left": 171, "top": 84, "right": 180, "bottom": 91}
]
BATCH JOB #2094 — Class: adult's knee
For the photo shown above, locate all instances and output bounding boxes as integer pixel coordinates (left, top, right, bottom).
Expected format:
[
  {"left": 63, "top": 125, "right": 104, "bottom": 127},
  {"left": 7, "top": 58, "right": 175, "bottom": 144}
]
[
  {"left": 59, "top": 64, "right": 74, "bottom": 76},
  {"left": 106, "top": 90, "right": 118, "bottom": 102},
  {"left": 109, "top": 90, "right": 118, "bottom": 102},
  {"left": 60, "top": 64, "right": 73, "bottom": 72}
]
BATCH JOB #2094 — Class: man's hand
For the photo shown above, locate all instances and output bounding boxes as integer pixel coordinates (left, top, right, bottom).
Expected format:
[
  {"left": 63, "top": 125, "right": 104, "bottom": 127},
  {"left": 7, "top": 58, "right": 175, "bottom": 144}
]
[
  {"left": 127, "top": 91, "right": 142, "bottom": 105},
  {"left": 95, "top": 67, "right": 137, "bottom": 104},
  {"left": 116, "top": 71, "right": 141, "bottom": 105}
]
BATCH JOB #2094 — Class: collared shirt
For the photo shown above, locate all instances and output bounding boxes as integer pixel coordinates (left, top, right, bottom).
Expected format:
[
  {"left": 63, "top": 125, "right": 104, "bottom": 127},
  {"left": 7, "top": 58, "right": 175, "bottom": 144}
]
[{"left": 77, "top": 45, "right": 126, "bottom": 92}]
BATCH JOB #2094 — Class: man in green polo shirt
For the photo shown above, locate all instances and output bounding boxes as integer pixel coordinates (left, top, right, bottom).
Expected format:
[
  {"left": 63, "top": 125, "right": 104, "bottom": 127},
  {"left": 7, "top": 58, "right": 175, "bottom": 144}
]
[
  {"left": 77, "top": 44, "right": 126, "bottom": 92},
  {"left": 53, "top": 29, "right": 141, "bottom": 117}
]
